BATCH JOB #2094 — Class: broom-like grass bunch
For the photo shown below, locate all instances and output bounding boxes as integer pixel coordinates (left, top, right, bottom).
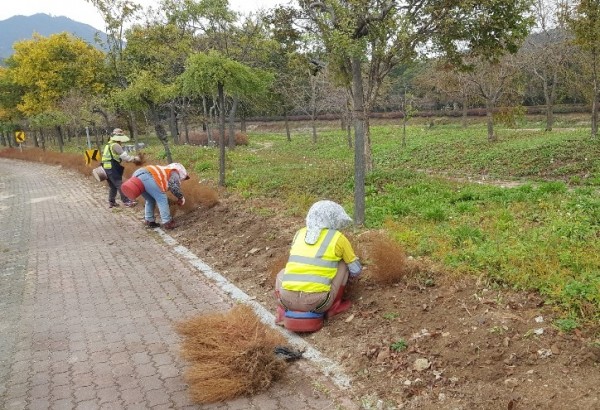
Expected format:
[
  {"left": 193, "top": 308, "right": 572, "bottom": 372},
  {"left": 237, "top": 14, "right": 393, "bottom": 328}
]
[{"left": 175, "top": 304, "right": 288, "bottom": 403}]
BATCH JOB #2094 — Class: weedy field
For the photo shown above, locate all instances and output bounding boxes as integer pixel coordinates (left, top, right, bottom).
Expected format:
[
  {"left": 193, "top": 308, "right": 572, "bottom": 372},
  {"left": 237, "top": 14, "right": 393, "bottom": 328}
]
[{"left": 142, "top": 115, "right": 600, "bottom": 324}]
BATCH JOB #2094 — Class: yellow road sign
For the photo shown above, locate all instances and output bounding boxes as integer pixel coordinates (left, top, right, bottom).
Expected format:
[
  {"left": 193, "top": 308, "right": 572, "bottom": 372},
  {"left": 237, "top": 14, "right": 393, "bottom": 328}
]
[
  {"left": 85, "top": 149, "right": 101, "bottom": 165},
  {"left": 15, "top": 131, "right": 25, "bottom": 143}
]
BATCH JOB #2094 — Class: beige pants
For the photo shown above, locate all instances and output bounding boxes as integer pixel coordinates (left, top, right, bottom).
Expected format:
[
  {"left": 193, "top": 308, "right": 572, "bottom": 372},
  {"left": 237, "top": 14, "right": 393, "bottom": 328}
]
[{"left": 275, "top": 262, "right": 349, "bottom": 313}]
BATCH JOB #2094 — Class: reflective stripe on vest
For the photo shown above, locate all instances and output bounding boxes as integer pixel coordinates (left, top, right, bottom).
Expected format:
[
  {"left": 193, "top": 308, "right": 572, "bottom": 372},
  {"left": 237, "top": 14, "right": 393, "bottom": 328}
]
[
  {"left": 101, "top": 142, "right": 120, "bottom": 169},
  {"left": 281, "top": 227, "right": 341, "bottom": 293},
  {"left": 146, "top": 165, "right": 172, "bottom": 192}
]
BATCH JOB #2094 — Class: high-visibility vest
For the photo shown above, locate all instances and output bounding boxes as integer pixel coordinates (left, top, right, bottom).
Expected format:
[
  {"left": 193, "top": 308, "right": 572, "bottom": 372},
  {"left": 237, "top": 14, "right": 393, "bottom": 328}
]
[
  {"left": 281, "top": 227, "right": 341, "bottom": 293},
  {"left": 146, "top": 165, "right": 175, "bottom": 192},
  {"left": 101, "top": 142, "right": 120, "bottom": 169}
]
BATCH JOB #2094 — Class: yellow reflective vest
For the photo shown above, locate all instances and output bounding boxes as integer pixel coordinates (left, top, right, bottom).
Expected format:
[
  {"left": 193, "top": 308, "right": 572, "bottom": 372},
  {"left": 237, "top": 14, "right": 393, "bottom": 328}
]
[
  {"left": 282, "top": 227, "right": 341, "bottom": 293},
  {"left": 101, "top": 142, "right": 120, "bottom": 169}
]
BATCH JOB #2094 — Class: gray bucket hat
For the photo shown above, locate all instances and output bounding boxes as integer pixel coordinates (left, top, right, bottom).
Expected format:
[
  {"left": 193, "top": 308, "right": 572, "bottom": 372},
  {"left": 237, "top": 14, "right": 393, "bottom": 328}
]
[{"left": 304, "top": 200, "right": 353, "bottom": 245}]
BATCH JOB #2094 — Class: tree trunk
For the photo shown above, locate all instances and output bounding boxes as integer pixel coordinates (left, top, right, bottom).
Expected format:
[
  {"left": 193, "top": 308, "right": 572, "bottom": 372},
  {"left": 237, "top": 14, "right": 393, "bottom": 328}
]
[
  {"left": 218, "top": 82, "right": 226, "bottom": 187},
  {"left": 542, "top": 70, "right": 557, "bottom": 132},
  {"left": 486, "top": 100, "right": 496, "bottom": 142},
  {"left": 284, "top": 111, "right": 291, "bottom": 142},
  {"left": 183, "top": 111, "right": 190, "bottom": 145},
  {"left": 93, "top": 107, "right": 111, "bottom": 133},
  {"left": 462, "top": 98, "right": 468, "bottom": 128},
  {"left": 169, "top": 104, "right": 179, "bottom": 145},
  {"left": 39, "top": 129, "right": 46, "bottom": 151},
  {"left": 145, "top": 101, "right": 172, "bottom": 163},
  {"left": 351, "top": 57, "right": 366, "bottom": 226},
  {"left": 56, "top": 126, "right": 65, "bottom": 153},
  {"left": 125, "top": 111, "right": 136, "bottom": 140},
  {"left": 209, "top": 103, "right": 216, "bottom": 145},
  {"left": 364, "top": 115, "right": 373, "bottom": 171},
  {"left": 311, "top": 76, "right": 318, "bottom": 143},
  {"left": 228, "top": 96, "right": 239, "bottom": 149}
]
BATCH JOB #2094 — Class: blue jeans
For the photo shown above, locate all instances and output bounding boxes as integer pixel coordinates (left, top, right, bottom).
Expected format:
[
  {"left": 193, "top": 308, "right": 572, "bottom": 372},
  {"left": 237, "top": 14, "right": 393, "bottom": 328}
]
[{"left": 133, "top": 169, "right": 171, "bottom": 223}]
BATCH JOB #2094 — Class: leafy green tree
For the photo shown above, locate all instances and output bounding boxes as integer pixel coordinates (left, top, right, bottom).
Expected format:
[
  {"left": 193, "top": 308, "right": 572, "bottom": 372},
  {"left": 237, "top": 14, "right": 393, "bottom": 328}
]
[
  {"left": 298, "top": 0, "right": 534, "bottom": 224},
  {"left": 180, "top": 50, "right": 273, "bottom": 186},
  {"left": 86, "top": 0, "right": 142, "bottom": 135},
  {"left": 122, "top": 21, "right": 194, "bottom": 150}
]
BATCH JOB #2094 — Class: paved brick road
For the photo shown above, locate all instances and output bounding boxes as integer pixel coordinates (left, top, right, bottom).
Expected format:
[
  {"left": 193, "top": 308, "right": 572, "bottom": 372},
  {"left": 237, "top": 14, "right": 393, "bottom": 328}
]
[{"left": 0, "top": 159, "right": 355, "bottom": 410}]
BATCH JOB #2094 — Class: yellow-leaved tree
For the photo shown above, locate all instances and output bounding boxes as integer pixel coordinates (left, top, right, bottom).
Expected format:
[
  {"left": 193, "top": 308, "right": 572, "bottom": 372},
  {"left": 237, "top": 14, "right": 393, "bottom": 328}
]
[{"left": 7, "top": 33, "right": 106, "bottom": 117}]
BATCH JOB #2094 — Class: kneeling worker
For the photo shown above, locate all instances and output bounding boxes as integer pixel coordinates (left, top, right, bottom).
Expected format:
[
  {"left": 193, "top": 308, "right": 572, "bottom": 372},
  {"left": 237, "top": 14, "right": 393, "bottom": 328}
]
[{"left": 275, "top": 200, "right": 362, "bottom": 324}]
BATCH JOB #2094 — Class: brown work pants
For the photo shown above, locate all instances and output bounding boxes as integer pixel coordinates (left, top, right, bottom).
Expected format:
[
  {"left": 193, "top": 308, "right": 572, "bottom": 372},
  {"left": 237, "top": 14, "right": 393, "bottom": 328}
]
[{"left": 275, "top": 262, "right": 349, "bottom": 313}]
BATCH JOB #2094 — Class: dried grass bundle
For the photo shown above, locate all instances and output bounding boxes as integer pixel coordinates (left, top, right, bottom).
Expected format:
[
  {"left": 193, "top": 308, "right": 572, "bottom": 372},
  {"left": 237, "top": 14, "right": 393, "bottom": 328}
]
[
  {"left": 364, "top": 232, "right": 420, "bottom": 285},
  {"left": 175, "top": 305, "right": 287, "bottom": 404}
]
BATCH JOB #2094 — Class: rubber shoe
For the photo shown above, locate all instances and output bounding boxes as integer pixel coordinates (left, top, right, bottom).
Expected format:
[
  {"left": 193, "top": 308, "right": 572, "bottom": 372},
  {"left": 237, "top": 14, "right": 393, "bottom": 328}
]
[
  {"left": 123, "top": 201, "right": 137, "bottom": 208},
  {"left": 162, "top": 220, "right": 177, "bottom": 230},
  {"left": 144, "top": 221, "right": 160, "bottom": 228},
  {"left": 108, "top": 202, "right": 119, "bottom": 208}
]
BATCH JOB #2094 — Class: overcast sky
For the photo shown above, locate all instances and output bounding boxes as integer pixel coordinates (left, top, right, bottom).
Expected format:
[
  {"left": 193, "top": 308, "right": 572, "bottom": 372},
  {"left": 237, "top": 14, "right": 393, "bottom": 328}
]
[{"left": 0, "top": 0, "right": 289, "bottom": 30}]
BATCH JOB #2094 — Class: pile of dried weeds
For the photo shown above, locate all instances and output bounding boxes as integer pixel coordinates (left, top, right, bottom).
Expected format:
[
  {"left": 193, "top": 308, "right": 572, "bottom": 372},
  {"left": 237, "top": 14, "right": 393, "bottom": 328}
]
[
  {"left": 175, "top": 304, "right": 288, "bottom": 404},
  {"left": 356, "top": 231, "right": 421, "bottom": 285},
  {"left": 0, "top": 147, "right": 219, "bottom": 211}
]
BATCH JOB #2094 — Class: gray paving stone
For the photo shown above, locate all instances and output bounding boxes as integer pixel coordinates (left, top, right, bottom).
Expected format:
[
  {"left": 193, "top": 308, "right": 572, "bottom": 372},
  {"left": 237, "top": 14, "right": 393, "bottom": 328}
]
[{"left": 0, "top": 159, "right": 356, "bottom": 410}]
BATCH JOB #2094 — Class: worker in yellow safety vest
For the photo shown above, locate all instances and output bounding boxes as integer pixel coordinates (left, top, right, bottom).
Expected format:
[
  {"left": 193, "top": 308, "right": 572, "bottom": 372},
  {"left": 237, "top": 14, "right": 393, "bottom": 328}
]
[
  {"left": 101, "top": 128, "right": 141, "bottom": 208},
  {"left": 275, "top": 200, "right": 363, "bottom": 323}
]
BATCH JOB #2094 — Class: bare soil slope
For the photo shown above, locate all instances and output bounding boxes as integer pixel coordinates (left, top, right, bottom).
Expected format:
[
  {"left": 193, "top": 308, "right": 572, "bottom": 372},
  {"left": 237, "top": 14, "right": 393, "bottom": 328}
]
[{"left": 167, "top": 194, "right": 600, "bottom": 410}]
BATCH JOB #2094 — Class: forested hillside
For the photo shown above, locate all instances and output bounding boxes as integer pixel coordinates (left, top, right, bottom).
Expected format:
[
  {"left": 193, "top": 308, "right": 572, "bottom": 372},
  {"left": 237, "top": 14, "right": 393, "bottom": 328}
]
[{"left": 0, "top": 13, "right": 106, "bottom": 61}]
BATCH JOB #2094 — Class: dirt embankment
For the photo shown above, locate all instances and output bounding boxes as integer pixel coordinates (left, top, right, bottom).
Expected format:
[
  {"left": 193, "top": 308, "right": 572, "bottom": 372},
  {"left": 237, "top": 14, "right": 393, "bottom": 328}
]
[{"left": 170, "top": 194, "right": 600, "bottom": 410}]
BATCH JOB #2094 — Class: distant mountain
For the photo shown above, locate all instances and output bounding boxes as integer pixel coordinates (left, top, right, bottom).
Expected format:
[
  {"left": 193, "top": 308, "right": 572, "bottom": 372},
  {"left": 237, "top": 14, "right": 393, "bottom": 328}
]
[{"left": 0, "top": 13, "right": 108, "bottom": 62}]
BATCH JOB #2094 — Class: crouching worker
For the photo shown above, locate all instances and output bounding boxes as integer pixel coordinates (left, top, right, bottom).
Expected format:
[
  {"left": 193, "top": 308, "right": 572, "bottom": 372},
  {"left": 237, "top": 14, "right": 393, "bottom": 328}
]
[
  {"left": 275, "top": 200, "right": 362, "bottom": 329},
  {"left": 123, "top": 163, "right": 190, "bottom": 230}
]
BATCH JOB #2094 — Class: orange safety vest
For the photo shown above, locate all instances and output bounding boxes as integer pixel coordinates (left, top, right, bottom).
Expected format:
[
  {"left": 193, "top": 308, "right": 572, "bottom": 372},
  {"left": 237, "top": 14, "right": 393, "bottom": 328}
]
[{"left": 146, "top": 165, "right": 175, "bottom": 192}]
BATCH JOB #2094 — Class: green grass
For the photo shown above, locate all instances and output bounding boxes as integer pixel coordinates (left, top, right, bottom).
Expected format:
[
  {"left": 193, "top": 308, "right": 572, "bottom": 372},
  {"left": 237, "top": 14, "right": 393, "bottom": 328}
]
[{"left": 27, "top": 116, "right": 600, "bottom": 320}]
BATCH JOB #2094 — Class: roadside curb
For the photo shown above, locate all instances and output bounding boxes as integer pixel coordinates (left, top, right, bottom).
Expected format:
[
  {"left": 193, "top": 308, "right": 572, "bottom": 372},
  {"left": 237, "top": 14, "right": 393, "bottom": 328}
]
[{"left": 153, "top": 228, "right": 353, "bottom": 390}]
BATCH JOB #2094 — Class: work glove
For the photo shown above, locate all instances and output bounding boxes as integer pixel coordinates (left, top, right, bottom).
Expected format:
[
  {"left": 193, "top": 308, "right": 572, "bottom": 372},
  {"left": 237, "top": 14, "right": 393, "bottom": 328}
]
[{"left": 177, "top": 197, "right": 185, "bottom": 206}]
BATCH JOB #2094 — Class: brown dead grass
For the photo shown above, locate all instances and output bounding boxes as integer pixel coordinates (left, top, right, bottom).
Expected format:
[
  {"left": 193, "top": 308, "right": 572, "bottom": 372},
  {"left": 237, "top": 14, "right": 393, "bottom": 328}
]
[
  {"left": 175, "top": 304, "right": 288, "bottom": 404},
  {"left": 0, "top": 147, "right": 219, "bottom": 211},
  {"left": 356, "top": 231, "right": 421, "bottom": 285}
]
